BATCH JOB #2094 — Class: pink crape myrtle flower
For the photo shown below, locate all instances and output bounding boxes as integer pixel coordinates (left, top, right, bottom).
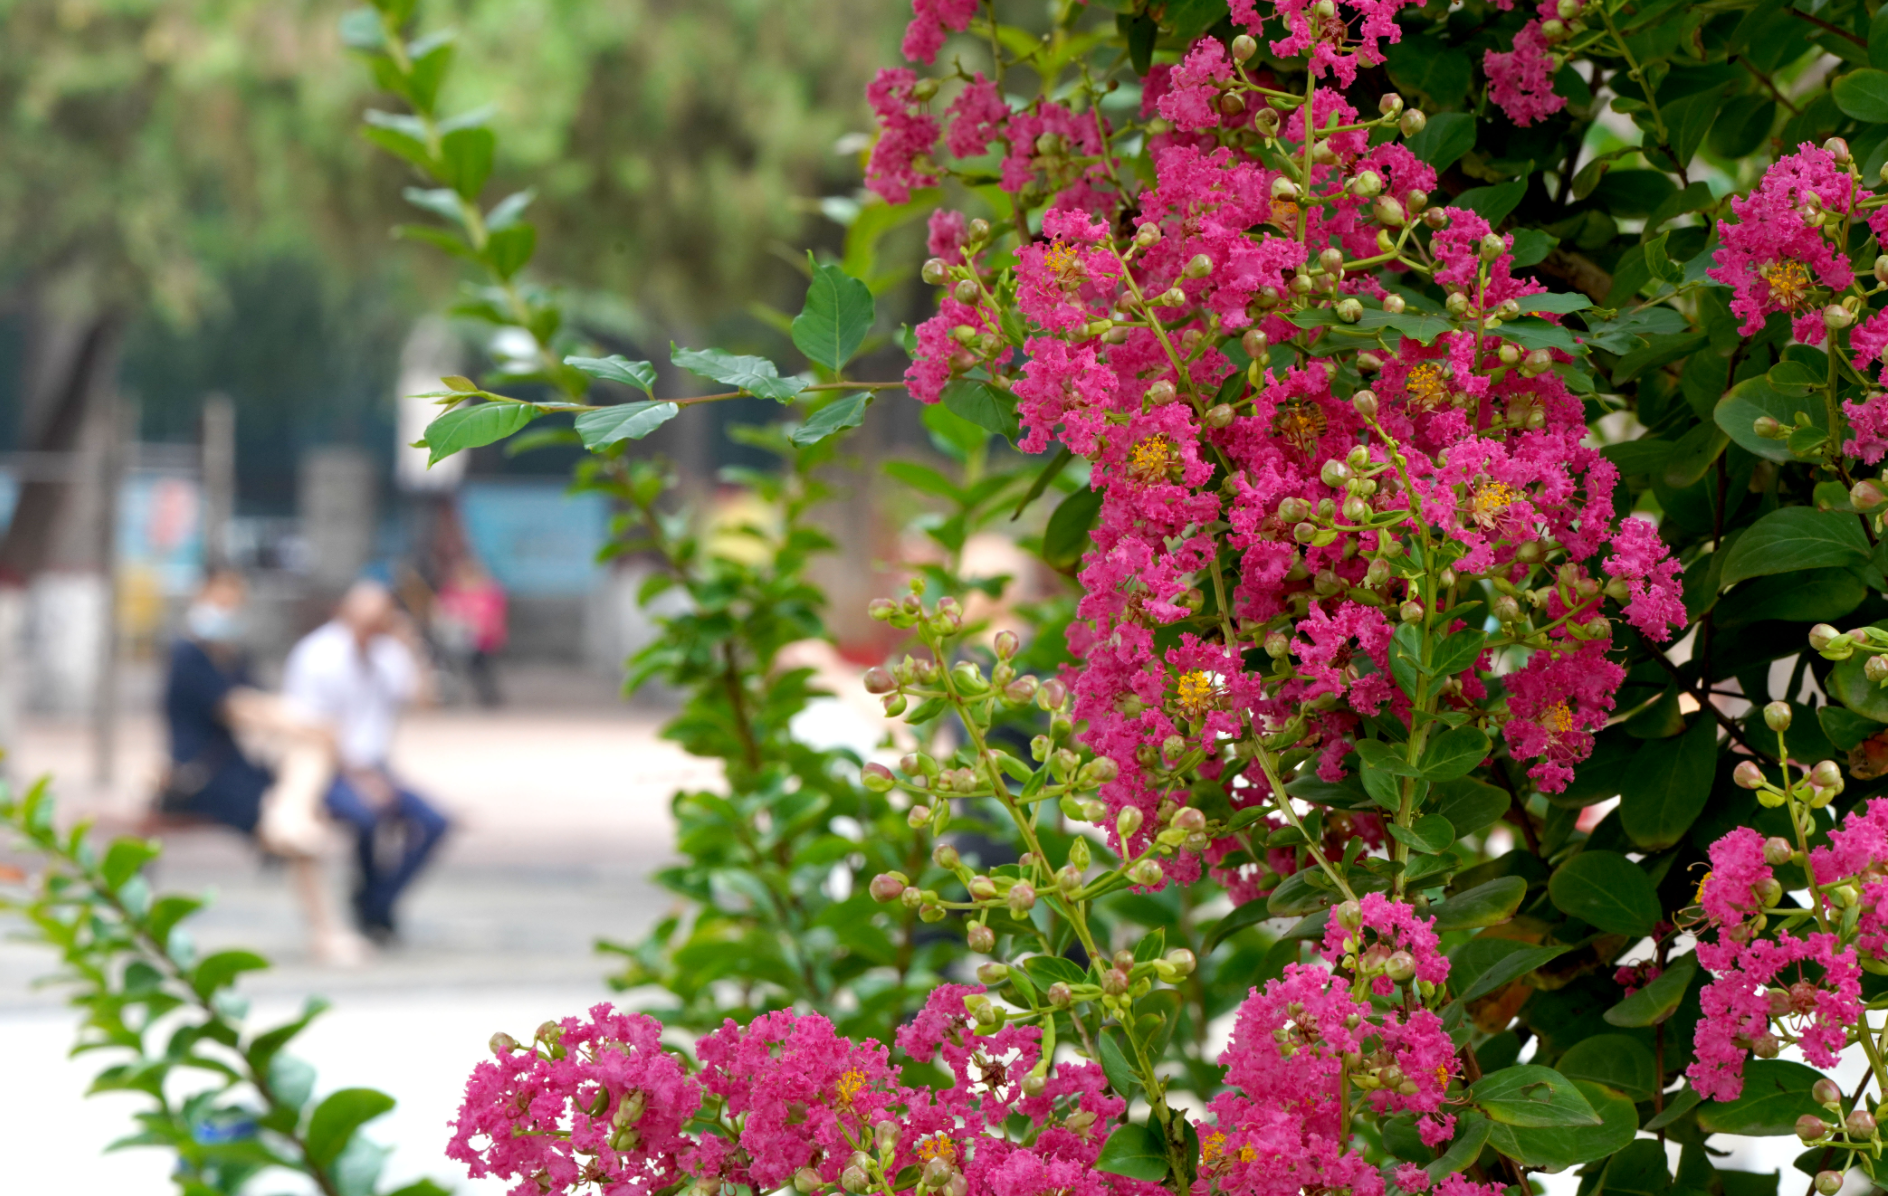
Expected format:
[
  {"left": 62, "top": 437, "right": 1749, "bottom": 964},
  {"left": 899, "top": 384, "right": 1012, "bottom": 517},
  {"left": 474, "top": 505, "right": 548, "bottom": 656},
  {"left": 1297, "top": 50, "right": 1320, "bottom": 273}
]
[
  {"left": 900, "top": 0, "right": 978, "bottom": 64},
  {"left": 865, "top": 68, "right": 939, "bottom": 204},
  {"left": 1709, "top": 143, "right": 1859, "bottom": 340},
  {"left": 1485, "top": 23, "right": 1565, "bottom": 127},
  {"left": 1234, "top": 0, "right": 1414, "bottom": 85}
]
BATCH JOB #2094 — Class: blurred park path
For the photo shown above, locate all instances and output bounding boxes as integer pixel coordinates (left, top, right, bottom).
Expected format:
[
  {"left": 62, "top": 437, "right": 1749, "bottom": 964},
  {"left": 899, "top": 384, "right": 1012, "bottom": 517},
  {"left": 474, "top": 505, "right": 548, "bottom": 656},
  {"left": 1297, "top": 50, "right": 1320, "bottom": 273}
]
[{"left": 0, "top": 664, "right": 710, "bottom": 1192}]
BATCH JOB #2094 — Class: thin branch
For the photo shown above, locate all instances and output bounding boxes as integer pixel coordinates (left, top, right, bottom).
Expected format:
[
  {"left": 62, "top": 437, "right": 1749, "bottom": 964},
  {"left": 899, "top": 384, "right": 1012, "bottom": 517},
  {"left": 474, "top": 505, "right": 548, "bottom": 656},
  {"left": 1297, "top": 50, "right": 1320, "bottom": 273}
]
[{"left": 1786, "top": 7, "right": 1868, "bottom": 47}]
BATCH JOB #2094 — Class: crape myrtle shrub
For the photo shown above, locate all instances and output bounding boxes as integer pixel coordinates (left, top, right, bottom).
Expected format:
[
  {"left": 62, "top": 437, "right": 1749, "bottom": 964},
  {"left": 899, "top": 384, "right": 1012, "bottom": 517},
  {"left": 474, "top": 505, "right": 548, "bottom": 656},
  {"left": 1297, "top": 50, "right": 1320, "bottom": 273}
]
[
  {"left": 18, "top": 0, "right": 1888, "bottom": 1193},
  {"left": 363, "top": 0, "right": 1888, "bottom": 1192}
]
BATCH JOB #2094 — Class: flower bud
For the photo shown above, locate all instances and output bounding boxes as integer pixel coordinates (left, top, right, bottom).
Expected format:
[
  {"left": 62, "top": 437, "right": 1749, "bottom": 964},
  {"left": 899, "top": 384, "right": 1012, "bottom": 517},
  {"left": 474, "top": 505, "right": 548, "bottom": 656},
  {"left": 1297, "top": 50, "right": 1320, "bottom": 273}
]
[
  {"left": 1271, "top": 175, "right": 1300, "bottom": 201},
  {"left": 1166, "top": 948, "right": 1197, "bottom": 976},
  {"left": 967, "top": 218, "right": 991, "bottom": 243},
  {"left": 1754, "top": 415, "right": 1786, "bottom": 439},
  {"left": 1231, "top": 32, "right": 1258, "bottom": 60},
  {"left": 1335, "top": 297, "right": 1364, "bottom": 324},
  {"left": 1825, "top": 304, "right": 1855, "bottom": 331},
  {"left": 1734, "top": 760, "right": 1766, "bottom": 790},
  {"left": 1353, "top": 170, "right": 1383, "bottom": 199},
  {"left": 1008, "top": 882, "right": 1037, "bottom": 916},
  {"left": 968, "top": 875, "right": 997, "bottom": 900},
  {"left": 1385, "top": 950, "right": 1416, "bottom": 982},
  {"left": 1242, "top": 328, "right": 1269, "bottom": 360},
  {"left": 908, "top": 805, "right": 933, "bottom": 829},
  {"left": 1184, "top": 253, "right": 1215, "bottom": 279},
  {"left": 967, "top": 922, "right": 995, "bottom": 953},
  {"left": 1764, "top": 836, "right": 1794, "bottom": 866},
  {"left": 1763, "top": 701, "right": 1793, "bottom": 732},
  {"left": 1102, "top": 966, "right": 1130, "bottom": 995},
  {"left": 1846, "top": 1109, "right": 1877, "bottom": 1138},
  {"left": 1118, "top": 807, "right": 1145, "bottom": 838},
  {"left": 1400, "top": 109, "right": 1427, "bottom": 137},
  {"left": 1400, "top": 600, "right": 1424, "bottom": 623},
  {"left": 1866, "top": 654, "right": 1888, "bottom": 683},
  {"left": 1039, "top": 677, "right": 1069, "bottom": 711},
  {"left": 1173, "top": 806, "right": 1206, "bottom": 833},
  {"left": 1129, "top": 858, "right": 1164, "bottom": 886},
  {"left": 1480, "top": 233, "right": 1506, "bottom": 262},
  {"left": 1320, "top": 459, "right": 1352, "bottom": 487},
  {"left": 1813, "top": 759, "right": 1843, "bottom": 787},
  {"left": 1814, "top": 1173, "right": 1843, "bottom": 1196},
  {"left": 1809, "top": 624, "right": 1844, "bottom": 652},
  {"left": 921, "top": 258, "right": 950, "bottom": 286},
  {"left": 1146, "top": 379, "right": 1177, "bottom": 406},
  {"left": 870, "top": 872, "right": 909, "bottom": 902},
  {"left": 1798, "top": 1114, "right": 1830, "bottom": 1142},
  {"left": 490, "top": 1031, "right": 518, "bottom": 1055},
  {"left": 924, "top": 1157, "right": 954, "bottom": 1188},
  {"left": 842, "top": 1166, "right": 871, "bottom": 1193},
  {"left": 1815, "top": 1078, "right": 1845, "bottom": 1107},
  {"left": 977, "top": 961, "right": 1009, "bottom": 986},
  {"left": 796, "top": 1167, "right": 825, "bottom": 1193}
]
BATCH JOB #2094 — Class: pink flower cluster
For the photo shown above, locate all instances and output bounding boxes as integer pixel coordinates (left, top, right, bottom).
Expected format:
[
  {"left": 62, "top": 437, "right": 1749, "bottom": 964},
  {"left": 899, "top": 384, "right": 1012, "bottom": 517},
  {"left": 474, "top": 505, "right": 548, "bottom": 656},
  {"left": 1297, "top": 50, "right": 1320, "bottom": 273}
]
[
  {"left": 451, "top": 997, "right": 1172, "bottom": 1196},
  {"left": 1686, "top": 802, "right": 1888, "bottom": 1100}
]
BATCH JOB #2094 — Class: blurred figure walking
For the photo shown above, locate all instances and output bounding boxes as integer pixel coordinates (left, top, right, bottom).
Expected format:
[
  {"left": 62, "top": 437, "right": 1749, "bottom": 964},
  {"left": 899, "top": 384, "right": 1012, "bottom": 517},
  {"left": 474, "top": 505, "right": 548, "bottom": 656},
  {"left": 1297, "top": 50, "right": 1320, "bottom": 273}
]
[
  {"left": 160, "top": 569, "right": 367, "bottom": 965},
  {"left": 283, "top": 580, "right": 451, "bottom": 943}
]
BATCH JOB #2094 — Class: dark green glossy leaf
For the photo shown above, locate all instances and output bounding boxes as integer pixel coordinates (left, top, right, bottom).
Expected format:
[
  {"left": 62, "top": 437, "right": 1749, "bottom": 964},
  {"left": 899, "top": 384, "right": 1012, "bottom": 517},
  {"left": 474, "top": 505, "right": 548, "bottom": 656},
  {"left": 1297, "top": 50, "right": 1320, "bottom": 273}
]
[
  {"left": 1421, "top": 726, "right": 1490, "bottom": 781},
  {"left": 1604, "top": 951, "right": 1698, "bottom": 1027},
  {"left": 1716, "top": 507, "right": 1869, "bottom": 588},
  {"left": 1042, "top": 485, "right": 1102, "bottom": 570},
  {"left": 1557, "top": 1034, "right": 1659, "bottom": 1102},
  {"left": 1472, "top": 1064, "right": 1604, "bottom": 1127},
  {"left": 1548, "top": 850, "right": 1661, "bottom": 936},
  {"left": 1430, "top": 778, "right": 1509, "bottom": 838},
  {"left": 671, "top": 346, "right": 804, "bottom": 402},
  {"left": 1454, "top": 939, "right": 1573, "bottom": 1002},
  {"left": 1096, "top": 1121, "right": 1169, "bottom": 1181},
  {"left": 1487, "top": 1081, "right": 1639, "bottom": 1168},
  {"left": 1406, "top": 112, "right": 1476, "bottom": 170},
  {"left": 1619, "top": 715, "right": 1717, "bottom": 850},
  {"left": 1834, "top": 68, "right": 1888, "bottom": 122},
  {"left": 1428, "top": 875, "right": 1528, "bottom": 931},
  {"left": 941, "top": 379, "right": 1019, "bottom": 443},
  {"left": 1696, "top": 1060, "right": 1825, "bottom": 1136}
]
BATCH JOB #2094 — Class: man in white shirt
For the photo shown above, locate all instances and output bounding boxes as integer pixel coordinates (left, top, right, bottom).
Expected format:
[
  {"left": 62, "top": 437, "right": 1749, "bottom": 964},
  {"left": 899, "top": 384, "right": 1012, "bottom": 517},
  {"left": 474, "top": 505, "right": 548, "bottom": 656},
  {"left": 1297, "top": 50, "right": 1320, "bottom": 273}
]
[{"left": 284, "top": 579, "right": 450, "bottom": 942}]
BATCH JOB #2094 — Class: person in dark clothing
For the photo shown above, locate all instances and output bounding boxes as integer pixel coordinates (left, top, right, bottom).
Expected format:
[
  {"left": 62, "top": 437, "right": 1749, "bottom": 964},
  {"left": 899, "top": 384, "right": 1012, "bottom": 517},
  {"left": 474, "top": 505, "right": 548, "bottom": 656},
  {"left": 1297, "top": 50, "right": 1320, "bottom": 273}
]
[{"left": 160, "top": 569, "right": 368, "bottom": 965}]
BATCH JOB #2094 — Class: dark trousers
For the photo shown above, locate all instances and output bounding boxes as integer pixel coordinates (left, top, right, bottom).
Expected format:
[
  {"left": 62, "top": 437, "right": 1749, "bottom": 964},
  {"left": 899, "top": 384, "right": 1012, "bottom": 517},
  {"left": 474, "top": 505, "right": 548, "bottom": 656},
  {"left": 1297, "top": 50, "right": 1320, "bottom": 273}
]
[{"left": 323, "top": 774, "right": 449, "bottom": 932}]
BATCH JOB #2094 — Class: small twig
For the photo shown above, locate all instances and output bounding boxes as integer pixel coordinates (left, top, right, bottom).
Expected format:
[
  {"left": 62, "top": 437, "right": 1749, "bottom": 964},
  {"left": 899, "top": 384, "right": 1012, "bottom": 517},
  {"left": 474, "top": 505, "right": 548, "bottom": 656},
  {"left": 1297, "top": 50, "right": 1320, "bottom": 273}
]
[{"left": 1786, "top": 7, "right": 1868, "bottom": 48}]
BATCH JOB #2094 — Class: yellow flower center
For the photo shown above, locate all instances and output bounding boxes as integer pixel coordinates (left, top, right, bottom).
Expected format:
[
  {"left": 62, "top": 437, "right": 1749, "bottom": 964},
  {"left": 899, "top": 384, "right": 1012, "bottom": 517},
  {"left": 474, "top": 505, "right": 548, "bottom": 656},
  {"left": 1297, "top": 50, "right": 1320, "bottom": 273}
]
[
  {"left": 1470, "top": 481, "right": 1523, "bottom": 527},
  {"left": 1762, "top": 260, "right": 1813, "bottom": 308},
  {"left": 1237, "top": 1144, "right": 1258, "bottom": 1163},
  {"left": 1202, "top": 1131, "right": 1226, "bottom": 1164},
  {"left": 1043, "top": 240, "right": 1084, "bottom": 287},
  {"left": 1406, "top": 362, "right": 1449, "bottom": 412},
  {"left": 916, "top": 1134, "right": 958, "bottom": 1164},
  {"left": 1268, "top": 199, "right": 1301, "bottom": 231},
  {"left": 1175, "top": 669, "right": 1221, "bottom": 721},
  {"left": 1695, "top": 869, "right": 1713, "bottom": 905},
  {"left": 1436, "top": 1063, "right": 1451, "bottom": 1088},
  {"left": 1129, "top": 434, "right": 1180, "bottom": 484},
  {"left": 834, "top": 1068, "right": 867, "bottom": 1109},
  {"left": 1542, "top": 702, "right": 1574, "bottom": 736}
]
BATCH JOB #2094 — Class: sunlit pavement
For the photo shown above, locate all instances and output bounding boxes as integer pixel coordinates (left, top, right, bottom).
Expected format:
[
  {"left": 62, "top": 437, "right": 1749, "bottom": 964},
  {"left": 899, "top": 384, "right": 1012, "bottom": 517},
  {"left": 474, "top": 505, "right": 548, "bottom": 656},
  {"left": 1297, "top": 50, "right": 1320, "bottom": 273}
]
[{"left": 1, "top": 669, "right": 707, "bottom": 1192}]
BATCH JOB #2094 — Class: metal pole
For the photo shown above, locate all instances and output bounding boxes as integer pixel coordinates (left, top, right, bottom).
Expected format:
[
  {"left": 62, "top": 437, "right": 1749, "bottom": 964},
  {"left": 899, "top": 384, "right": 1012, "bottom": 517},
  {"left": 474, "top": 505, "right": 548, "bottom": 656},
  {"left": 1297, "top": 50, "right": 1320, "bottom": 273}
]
[
  {"left": 201, "top": 393, "right": 235, "bottom": 571},
  {"left": 91, "top": 393, "right": 127, "bottom": 788}
]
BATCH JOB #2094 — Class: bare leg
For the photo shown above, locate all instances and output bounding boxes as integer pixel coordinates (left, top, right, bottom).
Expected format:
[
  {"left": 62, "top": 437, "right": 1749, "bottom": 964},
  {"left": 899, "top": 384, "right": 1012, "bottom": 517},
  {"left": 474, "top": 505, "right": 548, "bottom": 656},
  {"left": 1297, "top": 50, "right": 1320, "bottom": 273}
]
[{"left": 289, "top": 856, "right": 369, "bottom": 967}]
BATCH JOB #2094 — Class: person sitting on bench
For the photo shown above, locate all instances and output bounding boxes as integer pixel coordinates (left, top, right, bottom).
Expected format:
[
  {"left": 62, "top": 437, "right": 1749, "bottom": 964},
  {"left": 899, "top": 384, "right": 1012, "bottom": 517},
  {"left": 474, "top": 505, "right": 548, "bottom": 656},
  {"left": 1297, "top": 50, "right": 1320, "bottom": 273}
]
[{"left": 160, "top": 568, "right": 368, "bottom": 965}]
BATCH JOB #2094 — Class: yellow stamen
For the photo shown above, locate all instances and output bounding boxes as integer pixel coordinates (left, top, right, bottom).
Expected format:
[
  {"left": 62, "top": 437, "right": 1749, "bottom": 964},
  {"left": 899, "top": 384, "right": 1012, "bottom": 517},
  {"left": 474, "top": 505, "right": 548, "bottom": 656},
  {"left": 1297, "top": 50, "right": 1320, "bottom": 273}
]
[
  {"left": 1129, "top": 434, "right": 1180, "bottom": 484},
  {"left": 1267, "top": 199, "right": 1301, "bottom": 231},
  {"left": 1043, "top": 240, "right": 1084, "bottom": 287},
  {"left": 1202, "top": 1131, "right": 1226, "bottom": 1164},
  {"left": 1406, "top": 362, "right": 1449, "bottom": 411},
  {"left": 916, "top": 1134, "right": 958, "bottom": 1164},
  {"left": 1761, "top": 260, "right": 1813, "bottom": 308},
  {"left": 1470, "top": 481, "right": 1523, "bottom": 528},
  {"left": 1176, "top": 669, "right": 1221, "bottom": 722},
  {"left": 1695, "top": 869, "right": 1713, "bottom": 905},
  {"left": 1237, "top": 1144, "right": 1258, "bottom": 1163},
  {"left": 1542, "top": 702, "right": 1574, "bottom": 736},
  {"left": 834, "top": 1068, "right": 867, "bottom": 1109}
]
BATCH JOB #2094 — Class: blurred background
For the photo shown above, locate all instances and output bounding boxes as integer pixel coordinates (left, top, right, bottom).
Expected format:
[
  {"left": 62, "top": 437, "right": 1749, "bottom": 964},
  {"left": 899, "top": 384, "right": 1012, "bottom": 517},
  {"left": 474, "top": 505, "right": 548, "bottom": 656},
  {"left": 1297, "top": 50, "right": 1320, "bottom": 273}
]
[{"left": 0, "top": 1, "right": 969, "bottom": 1189}]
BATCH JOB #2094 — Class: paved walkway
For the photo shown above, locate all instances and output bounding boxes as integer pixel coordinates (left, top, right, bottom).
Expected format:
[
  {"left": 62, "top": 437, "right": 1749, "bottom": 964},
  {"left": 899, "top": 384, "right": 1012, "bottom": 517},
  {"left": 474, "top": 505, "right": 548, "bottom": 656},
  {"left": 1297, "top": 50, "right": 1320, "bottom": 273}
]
[{"left": 1, "top": 669, "right": 711, "bottom": 1192}]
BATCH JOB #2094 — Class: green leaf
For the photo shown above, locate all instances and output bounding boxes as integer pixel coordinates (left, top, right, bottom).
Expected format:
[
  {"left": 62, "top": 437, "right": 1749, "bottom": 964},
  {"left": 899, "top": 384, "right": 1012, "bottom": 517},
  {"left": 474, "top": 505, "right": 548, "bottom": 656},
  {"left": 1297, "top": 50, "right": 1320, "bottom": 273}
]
[
  {"left": 1873, "top": 6, "right": 1888, "bottom": 70},
  {"left": 1517, "top": 293, "right": 1592, "bottom": 315},
  {"left": 1425, "top": 1116, "right": 1492, "bottom": 1180},
  {"left": 1696, "top": 1060, "right": 1825, "bottom": 1137},
  {"left": 1096, "top": 1122, "right": 1169, "bottom": 1182},
  {"left": 1834, "top": 69, "right": 1888, "bottom": 123},
  {"left": 1472, "top": 1065, "right": 1604, "bottom": 1128},
  {"left": 1663, "top": 85, "right": 1723, "bottom": 167},
  {"left": 1428, "top": 876, "right": 1528, "bottom": 931},
  {"left": 791, "top": 392, "right": 871, "bottom": 446},
  {"left": 1714, "top": 375, "right": 1826, "bottom": 464},
  {"left": 791, "top": 261, "right": 875, "bottom": 371},
  {"left": 420, "top": 401, "right": 538, "bottom": 465},
  {"left": 573, "top": 401, "right": 680, "bottom": 448},
  {"left": 1420, "top": 726, "right": 1490, "bottom": 781},
  {"left": 1604, "top": 951, "right": 1698, "bottom": 1027},
  {"left": 941, "top": 379, "right": 1019, "bottom": 443},
  {"left": 1487, "top": 1081, "right": 1639, "bottom": 1169},
  {"left": 1602, "top": 1137, "right": 1674, "bottom": 1196},
  {"left": 100, "top": 838, "right": 159, "bottom": 889},
  {"left": 1356, "top": 738, "right": 1422, "bottom": 778},
  {"left": 1619, "top": 715, "right": 1717, "bottom": 850},
  {"left": 1383, "top": 34, "right": 1473, "bottom": 109},
  {"left": 485, "top": 223, "right": 535, "bottom": 279},
  {"left": 1388, "top": 814, "right": 1455, "bottom": 855},
  {"left": 1430, "top": 628, "right": 1487, "bottom": 678},
  {"left": 1716, "top": 508, "right": 1870, "bottom": 587},
  {"left": 1406, "top": 112, "right": 1476, "bottom": 170},
  {"left": 1430, "top": 778, "right": 1509, "bottom": 838},
  {"left": 1454, "top": 939, "right": 1574, "bottom": 1002},
  {"left": 566, "top": 355, "right": 657, "bottom": 395},
  {"left": 1548, "top": 850, "right": 1661, "bottom": 936},
  {"left": 1820, "top": 704, "right": 1883, "bottom": 750},
  {"left": 1509, "top": 229, "right": 1559, "bottom": 268},
  {"left": 305, "top": 1087, "right": 397, "bottom": 1167},
  {"left": 439, "top": 126, "right": 494, "bottom": 200},
  {"left": 671, "top": 346, "right": 804, "bottom": 402},
  {"left": 1097, "top": 1031, "right": 1140, "bottom": 1102},
  {"left": 1556, "top": 1034, "right": 1659, "bottom": 1102},
  {"left": 1456, "top": 177, "right": 1527, "bottom": 226},
  {"left": 1715, "top": 568, "right": 1865, "bottom": 630},
  {"left": 1204, "top": 900, "right": 1271, "bottom": 953},
  {"left": 191, "top": 950, "right": 269, "bottom": 997},
  {"left": 1042, "top": 486, "right": 1103, "bottom": 569}
]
